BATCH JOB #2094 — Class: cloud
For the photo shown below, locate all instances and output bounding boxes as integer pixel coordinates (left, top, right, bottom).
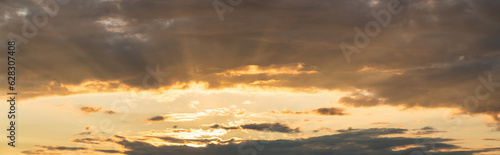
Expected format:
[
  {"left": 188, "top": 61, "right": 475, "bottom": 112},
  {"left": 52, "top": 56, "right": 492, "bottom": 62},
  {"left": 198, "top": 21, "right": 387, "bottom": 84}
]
[
  {"left": 95, "top": 16, "right": 129, "bottom": 33},
  {"left": 313, "top": 107, "right": 347, "bottom": 115},
  {"left": 145, "top": 112, "right": 209, "bottom": 122},
  {"left": 104, "top": 110, "right": 116, "bottom": 114},
  {"left": 20, "top": 150, "right": 45, "bottom": 155},
  {"left": 22, "top": 145, "right": 123, "bottom": 154},
  {"left": 26, "top": 127, "right": 500, "bottom": 155},
  {"left": 188, "top": 100, "right": 200, "bottom": 109},
  {"left": 37, "top": 145, "right": 87, "bottom": 151},
  {"left": 71, "top": 137, "right": 114, "bottom": 145},
  {"left": 313, "top": 127, "right": 334, "bottom": 133},
  {"left": 209, "top": 122, "right": 300, "bottom": 133},
  {"left": 411, "top": 126, "right": 446, "bottom": 135},
  {"left": 208, "top": 124, "right": 240, "bottom": 130},
  {"left": 80, "top": 106, "right": 116, "bottom": 114},
  {"left": 95, "top": 149, "right": 123, "bottom": 153},
  {"left": 145, "top": 108, "right": 234, "bottom": 122},
  {"left": 338, "top": 92, "right": 384, "bottom": 107},
  {"left": 142, "top": 128, "right": 229, "bottom": 141},
  {"left": 242, "top": 100, "right": 254, "bottom": 105},
  {"left": 145, "top": 113, "right": 208, "bottom": 122},
  {"left": 75, "top": 131, "right": 96, "bottom": 136},
  {"left": 147, "top": 116, "right": 166, "bottom": 121},
  {"left": 216, "top": 63, "right": 318, "bottom": 76},
  {"left": 149, "top": 136, "right": 238, "bottom": 146},
  {"left": 273, "top": 107, "right": 347, "bottom": 116},
  {"left": 241, "top": 123, "right": 300, "bottom": 133},
  {"left": 371, "top": 122, "right": 391, "bottom": 125},
  {"left": 80, "top": 106, "right": 102, "bottom": 113}
]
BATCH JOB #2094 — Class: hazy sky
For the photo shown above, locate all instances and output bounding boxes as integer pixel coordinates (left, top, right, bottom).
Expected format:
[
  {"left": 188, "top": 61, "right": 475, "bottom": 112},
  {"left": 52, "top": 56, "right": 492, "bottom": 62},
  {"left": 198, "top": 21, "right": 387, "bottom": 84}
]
[{"left": 1, "top": 0, "right": 500, "bottom": 154}]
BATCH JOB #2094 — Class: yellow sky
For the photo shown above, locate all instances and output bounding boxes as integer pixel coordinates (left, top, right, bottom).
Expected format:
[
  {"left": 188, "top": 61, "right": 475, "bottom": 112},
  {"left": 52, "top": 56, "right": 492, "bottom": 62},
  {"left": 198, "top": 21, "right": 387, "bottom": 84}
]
[{"left": 1, "top": 83, "right": 499, "bottom": 154}]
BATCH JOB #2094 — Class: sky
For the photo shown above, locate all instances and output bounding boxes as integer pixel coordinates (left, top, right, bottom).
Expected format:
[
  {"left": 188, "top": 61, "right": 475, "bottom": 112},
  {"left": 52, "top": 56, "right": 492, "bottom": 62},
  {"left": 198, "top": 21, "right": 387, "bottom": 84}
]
[{"left": 0, "top": 0, "right": 500, "bottom": 154}]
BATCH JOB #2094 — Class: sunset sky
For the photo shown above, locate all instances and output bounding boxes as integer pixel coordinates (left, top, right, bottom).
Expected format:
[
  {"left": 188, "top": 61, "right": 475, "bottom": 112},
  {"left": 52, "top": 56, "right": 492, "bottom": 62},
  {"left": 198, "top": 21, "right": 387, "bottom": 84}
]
[{"left": 1, "top": 0, "right": 500, "bottom": 154}]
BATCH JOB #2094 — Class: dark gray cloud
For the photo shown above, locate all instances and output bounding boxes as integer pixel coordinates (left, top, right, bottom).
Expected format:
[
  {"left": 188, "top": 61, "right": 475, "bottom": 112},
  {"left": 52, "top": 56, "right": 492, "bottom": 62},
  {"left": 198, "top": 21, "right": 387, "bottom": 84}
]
[
  {"left": 20, "top": 150, "right": 45, "bottom": 155},
  {"left": 146, "top": 116, "right": 166, "bottom": 121},
  {"left": 313, "top": 107, "right": 347, "bottom": 115},
  {"left": 413, "top": 126, "right": 446, "bottom": 135},
  {"left": 37, "top": 145, "right": 87, "bottom": 151},
  {"left": 94, "top": 149, "right": 123, "bottom": 153},
  {"left": 240, "top": 123, "right": 300, "bottom": 133},
  {"left": 208, "top": 124, "right": 240, "bottom": 130}
]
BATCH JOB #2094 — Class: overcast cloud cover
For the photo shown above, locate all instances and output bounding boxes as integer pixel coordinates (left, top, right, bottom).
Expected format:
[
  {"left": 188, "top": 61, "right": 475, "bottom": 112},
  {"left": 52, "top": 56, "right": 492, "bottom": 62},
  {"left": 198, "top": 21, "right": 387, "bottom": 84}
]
[{"left": 1, "top": 0, "right": 499, "bottom": 113}]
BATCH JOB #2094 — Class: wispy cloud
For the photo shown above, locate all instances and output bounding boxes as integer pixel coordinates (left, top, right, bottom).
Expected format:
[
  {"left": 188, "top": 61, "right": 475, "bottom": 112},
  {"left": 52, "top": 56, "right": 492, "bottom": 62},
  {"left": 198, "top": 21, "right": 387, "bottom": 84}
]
[
  {"left": 273, "top": 107, "right": 347, "bottom": 116},
  {"left": 209, "top": 122, "right": 300, "bottom": 133},
  {"left": 216, "top": 63, "right": 318, "bottom": 77},
  {"left": 145, "top": 108, "right": 237, "bottom": 122}
]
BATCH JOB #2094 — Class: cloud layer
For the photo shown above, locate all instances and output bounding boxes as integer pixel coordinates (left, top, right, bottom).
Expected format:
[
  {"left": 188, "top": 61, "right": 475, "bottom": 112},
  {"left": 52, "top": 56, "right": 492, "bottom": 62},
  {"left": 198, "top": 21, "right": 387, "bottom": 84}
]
[
  {"left": 1, "top": 0, "right": 498, "bottom": 121},
  {"left": 23, "top": 127, "right": 500, "bottom": 155}
]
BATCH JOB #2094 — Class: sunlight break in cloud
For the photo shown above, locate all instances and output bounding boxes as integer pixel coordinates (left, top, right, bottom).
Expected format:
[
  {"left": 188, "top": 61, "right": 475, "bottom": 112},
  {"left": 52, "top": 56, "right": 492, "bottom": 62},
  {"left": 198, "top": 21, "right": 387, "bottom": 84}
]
[{"left": 216, "top": 63, "right": 318, "bottom": 76}]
